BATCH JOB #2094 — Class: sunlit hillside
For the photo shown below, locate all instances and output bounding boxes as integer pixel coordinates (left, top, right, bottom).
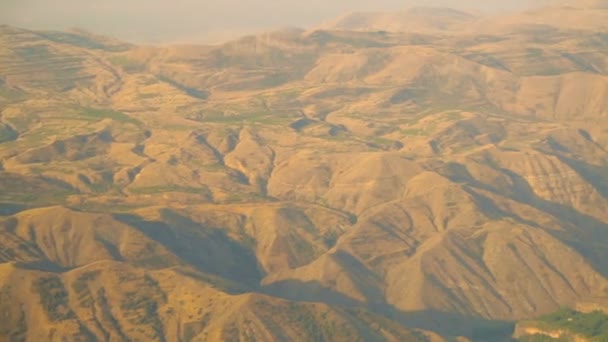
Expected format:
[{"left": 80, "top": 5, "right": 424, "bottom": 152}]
[{"left": 1, "top": 2, "right": 608, "bottom": 340}]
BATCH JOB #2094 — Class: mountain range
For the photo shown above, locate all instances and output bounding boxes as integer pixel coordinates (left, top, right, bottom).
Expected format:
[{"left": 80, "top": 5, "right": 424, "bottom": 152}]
[{"left": 1, "top": 1, "right": 608, "bottom": 340}]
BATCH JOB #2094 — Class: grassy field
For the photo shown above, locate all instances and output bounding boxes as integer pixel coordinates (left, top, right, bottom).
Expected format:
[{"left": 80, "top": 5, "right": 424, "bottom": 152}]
[
  {"left": 81, "top": 108, "right": 141, "bottom": 125},
  {"left": 519, "top": 309, "right": 608, "bottom": 341}
]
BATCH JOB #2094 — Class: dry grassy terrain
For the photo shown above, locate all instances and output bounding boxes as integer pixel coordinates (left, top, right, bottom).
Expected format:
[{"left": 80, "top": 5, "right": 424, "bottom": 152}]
[{"left": 1, "top": 1, "right": 608, "bottom": 340}]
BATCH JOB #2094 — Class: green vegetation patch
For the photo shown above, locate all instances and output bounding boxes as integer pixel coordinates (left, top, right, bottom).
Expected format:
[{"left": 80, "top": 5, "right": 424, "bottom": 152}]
[
  {"left": 0, "top": 87, "right": 27, "bottom": 104},
  {"left": 15, "top": 45, "right": 53, "bottom": 59},
  {"left": 191, "top": 112, "right": 293, "bottom": 126},
  {"left": 72, "top": 202, "right": 149, "bottom": 214},
  {"left": 14, "top": 45, "right": 86, "bottom": 89},
  {"left": 519, "top": 334, "right": 568, "bottom": 342},
  {"left": 39, "top": 32, "right": 129, "bottom": 51},
  {"left": 444, "top": 111, "right": 464, "bottom": 121},
  {"left": 224, "top": 191, "right": 267, "bottom": 204},
  {"left": 129, "top": 185, "right": 210, "bottom": 196},
  {"left": 81, "top": 108, "right": 141, "bottom": 125},
  {"left": 0, "top": 168, "right": 80, "bottom": 205},
  {"left": 521, "top": 308, "right": 608, "bottom": 341},
  {"left": 401, "top": 128, "right": 426, "bottom": 136},
  {"left": 0, "top": 123, "right": 18, "bottom": 143}
]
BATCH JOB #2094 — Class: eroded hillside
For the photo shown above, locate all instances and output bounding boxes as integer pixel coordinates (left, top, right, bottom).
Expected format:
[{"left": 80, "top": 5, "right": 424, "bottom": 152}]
[{"left": 1, "top": 2, "right": 608, "bottom": 340}]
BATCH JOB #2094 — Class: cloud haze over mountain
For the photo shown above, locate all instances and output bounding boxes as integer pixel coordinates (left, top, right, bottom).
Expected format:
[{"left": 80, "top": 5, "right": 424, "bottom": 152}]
[{"left": 2, "top": 0, "right": 554, "bottom": 43}]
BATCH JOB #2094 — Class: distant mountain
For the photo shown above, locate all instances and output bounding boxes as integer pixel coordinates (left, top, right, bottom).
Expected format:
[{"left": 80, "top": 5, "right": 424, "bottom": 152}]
[
  {"left": 313, "top": 7, "right": 477, "bottom": 33},
  {"left": 470, "top": 0, "right": 608, "bottom": 33},
  {"left": 1, "top": 2, "right": 608, "bottom": 340}
]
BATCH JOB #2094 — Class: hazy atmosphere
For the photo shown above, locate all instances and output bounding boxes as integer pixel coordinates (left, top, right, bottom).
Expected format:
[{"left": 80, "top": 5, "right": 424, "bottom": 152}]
[
  {"left": 2, "top": 0, "right": 554, "bottom": 43},
  {"left": 2, "top": 0, "right": 608, "bottom": 340}
]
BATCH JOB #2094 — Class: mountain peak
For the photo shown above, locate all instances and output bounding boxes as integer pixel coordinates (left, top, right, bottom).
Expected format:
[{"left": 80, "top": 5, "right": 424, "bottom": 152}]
[{"left": 315, "top": 6, "right": 477, "bottom": 33}]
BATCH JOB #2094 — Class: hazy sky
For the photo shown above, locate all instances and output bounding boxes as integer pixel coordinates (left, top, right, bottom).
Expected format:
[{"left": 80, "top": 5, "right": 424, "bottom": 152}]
[{"left": 1, "top": 0, "right": 553, "bottom": 44}]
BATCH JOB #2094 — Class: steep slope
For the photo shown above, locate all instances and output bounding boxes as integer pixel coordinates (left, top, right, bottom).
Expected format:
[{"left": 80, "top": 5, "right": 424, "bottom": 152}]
[
  {"left": 1, "top": 2, "right": 608, "bottom": 340},
  {"left": 0, "top": 208, "right": 438, "bottom": 341}
]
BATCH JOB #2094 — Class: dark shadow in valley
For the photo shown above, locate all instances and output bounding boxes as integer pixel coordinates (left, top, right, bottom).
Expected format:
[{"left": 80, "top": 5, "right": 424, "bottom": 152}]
[
  {"left": 391, "top": 309, "right": 516, "bottom": 341},
  {"left": 262, "top": 250, "right": 386, "bottom": 306},
  {"left": 440, "top": 162, "right": 541, "bottom": 227},
  {"left": 262, "top": 280, "right": 361, "bottom": 308},
  {"left": 261, "top": 247, "right": 514, "bottom": 340},
  {"left": 465, "top": 189, "right": 542, "bottom": 228},
  {"left": 500, "top": 169, "right": 608, "bottom": 277},
  {"left": 114, "top": 209, "right": 263, "bottom": 289},
  {"left": 155, "top": 74, "right": 209, "bottom": 100},
  {"left": 557, "top": 156, "right": 608, "bottom": 199},
  {"left": 94, "top": 236, "right": 125, "bottom": 262},
  {"left": 261, "top": 277, "right": 515, "bottom": 341},
  {"left": 0, "top": 123, "right": 18, "bottom": 144},
  {"left": 0, "top": 203, "right": 30, "bottom": 216},
  {"left": 15, "top": 260, "right": 69, "bottom": 273},
  {"left": 440, "top": 161, "right": 608, "bottom": 277}
]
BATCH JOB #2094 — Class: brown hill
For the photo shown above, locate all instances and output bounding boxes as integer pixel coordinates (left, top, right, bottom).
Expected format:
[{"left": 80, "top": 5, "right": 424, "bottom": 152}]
[
  {"left": 1, "top": 2, "right": 608, "bottom": 340},
  {"left": 0, "top": 207, "right": 441, "bottom": 341}
]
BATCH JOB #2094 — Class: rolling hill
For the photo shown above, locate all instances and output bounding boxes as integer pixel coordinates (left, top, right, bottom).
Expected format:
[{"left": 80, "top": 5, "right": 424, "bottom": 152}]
[{"left": 1, "top": 1, "right": 608, "bottom": 340}]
